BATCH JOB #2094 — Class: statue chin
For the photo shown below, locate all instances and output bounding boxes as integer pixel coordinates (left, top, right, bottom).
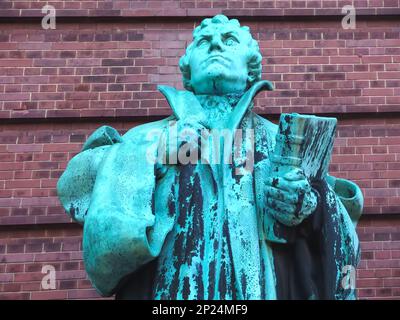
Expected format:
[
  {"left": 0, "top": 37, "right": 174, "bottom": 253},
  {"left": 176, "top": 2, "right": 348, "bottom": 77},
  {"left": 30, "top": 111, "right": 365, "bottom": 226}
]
[
  {"left": 192, "top": 74, "right": 247, "bottom": 95},
  {"left": 190, "top": 61, "right": 248, "bottom": 95}
]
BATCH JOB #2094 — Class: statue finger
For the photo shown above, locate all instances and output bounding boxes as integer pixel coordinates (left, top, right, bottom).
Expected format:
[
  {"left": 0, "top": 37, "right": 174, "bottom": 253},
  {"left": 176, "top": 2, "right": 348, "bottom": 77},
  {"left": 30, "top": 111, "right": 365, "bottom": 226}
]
[
  {"left": 265, "top": 186, "right": 298, "bottom": 204},
  {"left": 300, "top": 189, "right": 318, "bottom": 216},
  {"left": 266, "top": 197, "right": 296, "bottom": 215},
  {"left": 266, "top": 177, "right": 310, "bottom": 193}
]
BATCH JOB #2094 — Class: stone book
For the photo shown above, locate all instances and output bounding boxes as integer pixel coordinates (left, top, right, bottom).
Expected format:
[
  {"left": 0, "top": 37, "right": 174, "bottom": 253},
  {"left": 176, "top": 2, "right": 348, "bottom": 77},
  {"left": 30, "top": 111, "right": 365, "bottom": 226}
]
[{"left": 271, "top": 113, "right": 338, "bottom": 181}]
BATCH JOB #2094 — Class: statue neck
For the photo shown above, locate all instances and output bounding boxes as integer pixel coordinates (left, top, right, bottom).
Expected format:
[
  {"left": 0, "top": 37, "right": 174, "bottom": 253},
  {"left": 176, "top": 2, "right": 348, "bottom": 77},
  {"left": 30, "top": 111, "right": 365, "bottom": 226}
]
[
  {"left": 195, "top": 93, "right": 244, "bottom": 128},
  {"left": 195, "top": 93, "right": 243, "bottom": 108}
]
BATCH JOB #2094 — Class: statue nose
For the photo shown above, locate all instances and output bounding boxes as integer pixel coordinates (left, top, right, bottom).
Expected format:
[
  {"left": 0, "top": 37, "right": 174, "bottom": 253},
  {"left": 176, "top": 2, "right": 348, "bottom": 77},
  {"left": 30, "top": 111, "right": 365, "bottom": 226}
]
[{"left": 209, "top": 36, "right": 224, "bottom": 52}]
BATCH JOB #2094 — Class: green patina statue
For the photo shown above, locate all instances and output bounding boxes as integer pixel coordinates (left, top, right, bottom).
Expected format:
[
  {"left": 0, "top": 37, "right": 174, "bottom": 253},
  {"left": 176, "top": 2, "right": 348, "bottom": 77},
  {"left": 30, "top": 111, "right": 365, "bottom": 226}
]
[{"left": 57, "top": 15, "right": 363, "bottom": 300}]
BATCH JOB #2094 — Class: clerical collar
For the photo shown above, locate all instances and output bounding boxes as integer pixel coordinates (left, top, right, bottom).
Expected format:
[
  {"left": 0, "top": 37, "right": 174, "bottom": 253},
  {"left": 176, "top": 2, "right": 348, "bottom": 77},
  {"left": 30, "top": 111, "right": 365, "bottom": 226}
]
[{"left": 195, "top": 93, "right": 243, "bottom": 109}]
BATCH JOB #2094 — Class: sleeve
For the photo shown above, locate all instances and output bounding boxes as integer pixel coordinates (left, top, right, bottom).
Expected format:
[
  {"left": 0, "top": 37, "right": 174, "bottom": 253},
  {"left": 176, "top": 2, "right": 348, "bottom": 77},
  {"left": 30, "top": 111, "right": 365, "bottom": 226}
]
[
  {"left": 326, "top": 175, "right": 364, "bottom": 227},
  {"left": 57, "top": 126, "right": 123, "bottom": 224},
  {"left": 57, "top": 123, "right": 176, "bottom": 297},
  {"left": 80, "top": 126, "right": 176, "bottom": 297}
]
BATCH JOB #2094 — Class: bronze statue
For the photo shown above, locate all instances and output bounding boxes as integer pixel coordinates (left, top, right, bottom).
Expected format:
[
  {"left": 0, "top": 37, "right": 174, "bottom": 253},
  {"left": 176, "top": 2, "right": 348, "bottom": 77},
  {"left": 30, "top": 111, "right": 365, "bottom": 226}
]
[{"left": 57, "top": 15, "right": 363, "bottom": 300}]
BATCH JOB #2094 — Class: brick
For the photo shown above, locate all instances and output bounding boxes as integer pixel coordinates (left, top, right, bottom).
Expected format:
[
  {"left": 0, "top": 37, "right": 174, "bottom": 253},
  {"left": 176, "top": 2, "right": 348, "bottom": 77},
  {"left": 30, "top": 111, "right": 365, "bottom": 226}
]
[
  {"left": 331, "top": 89, "right": 361, "bottom": 97},
  {"left": 384, "top": 278, "right": 400, "bottom": 287},
  {"left": 62, "top": 262, "right": 80, "bottom": 271},
  {"left": 0, "top": 293, "right": 30, "bottom": 300},
  {"left": 375, "top": 233, "right": 391, "bottom": 241},
  {"left": 68, "top": 289, "right": 101, "bottom": 299},
  {"left": 3, "top": 254, "right": 34, "bottom": 263},
  {"left": 0, "top": 273, "right": 14, "bottom": 282},
  {"left": 364, "top": 88, "right": 394, "bottom": 96},
  {"left": 315, "top": 73, "right": 345, "bottom": 81},
  {"left": 102, "top": 59, "right": 134, "bottom": 66},
  {"left": 2, "top": 283, "right": 22, "bottom": 292},
  {"left": 31, "top": 291, "right": 68, "bottom": 300}
]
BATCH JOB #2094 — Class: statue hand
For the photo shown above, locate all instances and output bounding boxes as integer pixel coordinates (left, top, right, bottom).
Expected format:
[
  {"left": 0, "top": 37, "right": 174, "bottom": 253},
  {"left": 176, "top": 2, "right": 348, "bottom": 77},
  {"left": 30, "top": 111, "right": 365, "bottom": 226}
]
[
  {"left": 167, "top": 119, "right": 207, "bottom": 165},
  {"left": 265, "top": 168, "right": 319, "bottom": 227}
]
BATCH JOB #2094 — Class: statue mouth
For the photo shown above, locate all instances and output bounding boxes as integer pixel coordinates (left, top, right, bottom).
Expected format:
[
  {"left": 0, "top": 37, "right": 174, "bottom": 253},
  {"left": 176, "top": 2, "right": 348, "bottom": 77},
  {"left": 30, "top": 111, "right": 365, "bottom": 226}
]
[{"left": 202, "top": 54, "right": 231, "bottom": 67}]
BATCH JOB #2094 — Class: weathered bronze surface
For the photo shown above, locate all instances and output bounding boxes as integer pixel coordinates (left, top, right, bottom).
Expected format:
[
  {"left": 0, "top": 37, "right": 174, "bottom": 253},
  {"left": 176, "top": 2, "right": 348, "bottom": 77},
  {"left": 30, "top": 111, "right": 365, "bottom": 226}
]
[{"left": 57, "top": 15, "right": 363, "bottom": 300}]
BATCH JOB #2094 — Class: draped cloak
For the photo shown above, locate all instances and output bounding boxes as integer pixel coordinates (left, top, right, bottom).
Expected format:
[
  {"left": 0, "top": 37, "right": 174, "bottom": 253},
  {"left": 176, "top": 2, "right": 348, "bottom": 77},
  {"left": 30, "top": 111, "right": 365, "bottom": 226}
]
[{"left": 57, "top": 81, "right": 363, "bottom": 300}]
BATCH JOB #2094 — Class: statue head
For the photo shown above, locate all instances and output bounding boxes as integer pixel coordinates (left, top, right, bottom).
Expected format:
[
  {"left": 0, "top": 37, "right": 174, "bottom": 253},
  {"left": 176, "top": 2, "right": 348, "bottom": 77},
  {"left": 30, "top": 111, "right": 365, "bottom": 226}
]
[{"left": 179, "top": 15, "right": 262, "bottom": 95}]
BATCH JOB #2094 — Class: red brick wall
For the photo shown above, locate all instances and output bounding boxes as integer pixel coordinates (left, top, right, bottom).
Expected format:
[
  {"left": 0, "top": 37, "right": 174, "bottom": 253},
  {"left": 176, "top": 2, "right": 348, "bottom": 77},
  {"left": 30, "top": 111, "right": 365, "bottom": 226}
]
[
  {"left": 2, "top": 0, "right": 400, "bottom": 17},
  {"left": 1, "top": 20, "right": 400, "bottom": 118},
  {"left": 1, "top": 1, "right": 400, "bottom": 299}
]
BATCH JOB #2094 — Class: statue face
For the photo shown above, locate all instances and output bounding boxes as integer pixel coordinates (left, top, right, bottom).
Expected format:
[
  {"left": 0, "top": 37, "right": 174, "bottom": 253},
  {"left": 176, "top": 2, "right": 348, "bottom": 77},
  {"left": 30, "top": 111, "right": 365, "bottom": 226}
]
[{"left": 188, "top": 23, "right": 251, "bottom": 95}]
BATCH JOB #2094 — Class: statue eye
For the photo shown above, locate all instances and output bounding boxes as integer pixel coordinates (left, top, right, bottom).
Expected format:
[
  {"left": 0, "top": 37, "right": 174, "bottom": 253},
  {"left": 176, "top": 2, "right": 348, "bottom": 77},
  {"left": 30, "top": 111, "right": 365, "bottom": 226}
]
[
  {"left": 197, "top": 38, "right": 209, "bottom": 47},
  {"left": 224, "top": 36, "right": 238, "bottom": 46}
]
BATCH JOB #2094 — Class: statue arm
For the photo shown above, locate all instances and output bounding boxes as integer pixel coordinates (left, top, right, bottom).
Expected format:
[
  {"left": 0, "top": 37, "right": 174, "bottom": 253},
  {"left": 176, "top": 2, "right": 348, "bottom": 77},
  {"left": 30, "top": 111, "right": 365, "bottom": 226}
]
[
  {"left": 79, "top": 124, "right": 175, "bottom": 297},
  {"left": 58, "top": 122, "right": 175, "bottom": 297}
]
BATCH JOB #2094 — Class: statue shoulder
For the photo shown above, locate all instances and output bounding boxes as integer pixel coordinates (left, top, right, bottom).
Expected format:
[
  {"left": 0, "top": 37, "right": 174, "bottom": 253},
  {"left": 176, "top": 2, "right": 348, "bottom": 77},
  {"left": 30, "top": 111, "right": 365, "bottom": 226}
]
[
  {"left": 81, "top": 125, "right": 123, "bottom": 151},
  {"left": 122, "top": 116, "right": 174, "bottom": 142},
  {"left": 80, "top": 116, "right": 174, "bottom": 150},
  {"left": 58, "top": 125, "right": 124, "bottom": 223}
]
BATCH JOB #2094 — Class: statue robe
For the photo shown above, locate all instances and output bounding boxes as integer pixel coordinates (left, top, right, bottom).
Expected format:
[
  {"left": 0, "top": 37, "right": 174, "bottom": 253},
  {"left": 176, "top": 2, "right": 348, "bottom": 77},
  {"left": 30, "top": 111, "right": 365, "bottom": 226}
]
[{"left": 57, "top": 81, "right": 363, "bottom": 300}]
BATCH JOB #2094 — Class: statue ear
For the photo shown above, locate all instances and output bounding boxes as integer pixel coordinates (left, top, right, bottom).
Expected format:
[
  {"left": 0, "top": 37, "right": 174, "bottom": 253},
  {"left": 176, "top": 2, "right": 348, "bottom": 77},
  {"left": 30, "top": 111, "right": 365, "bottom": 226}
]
[
  {"left": 247, "top": 71, "right": 257, "bottom": 87},
  {"left": 184, "top": 78, "right": 194, "bottom": 92}
]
